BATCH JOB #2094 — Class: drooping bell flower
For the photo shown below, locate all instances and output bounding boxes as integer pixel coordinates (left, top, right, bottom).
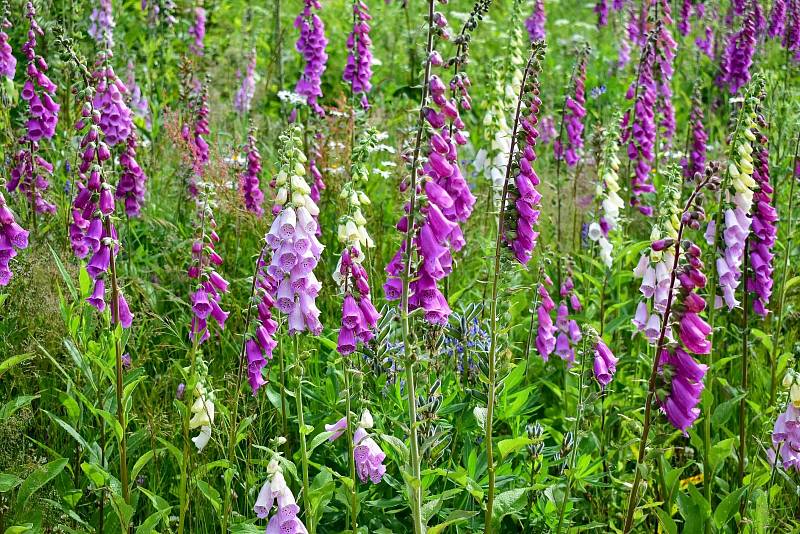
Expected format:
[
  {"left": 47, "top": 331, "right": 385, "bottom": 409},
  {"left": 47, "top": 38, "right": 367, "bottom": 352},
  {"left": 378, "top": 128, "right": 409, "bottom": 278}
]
[
  {"left": 9, "top": 3, "right": 59, "bottom": 216},
  {"left": 682, "top": 92, "right": 707, "bottom": 180},
  {"left": 0, "top": 193, "right": 29, "bottom": 286},
  {"left": 717, "top": 0, "right": 758, "bottom": 94},
  {"left": 88, "top": 0, "right": 115, "bottom": 49},
  {"left": 234, "top": 48, "right": 257, "bottom": 115},
  {"left": 553, "top": 45, "right": 588, "bottom": 168},
  {"left": 593, "top": 338, "right": 618, "bottom": 388},
  {"left": 188, "top": 7, "right": 206, "bottom": 56},
  {"left": 747, "top": 128, "right": 777, "bottom": 316},
  {"left": 189, "top": 382, "right": 215, "bottom": 451},
  {"left": 295, "top": 0, "right": 328, "bottom": 115},
  {"left": 0, "top": 14, "right": 16, "bottom": 80},
  {"left": 343, "top": 0, "right": 374, "bottom": 109},
  {"left": 240, "top": 127, "right": 265, "bottom": 216},
  {"left": 524, "top": 0, "right": 546, "bottom": 42}
]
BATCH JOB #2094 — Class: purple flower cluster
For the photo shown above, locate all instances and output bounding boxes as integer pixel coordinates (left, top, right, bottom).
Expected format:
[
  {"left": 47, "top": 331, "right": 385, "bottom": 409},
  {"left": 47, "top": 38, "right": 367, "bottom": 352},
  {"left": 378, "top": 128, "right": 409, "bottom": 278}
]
[
  {"left": 695, "top": 25, "right": 714, "bottom": 58},
  {"left": 717, "top": 1, "right": 758, "bottom": 94},
  {"left": 240, "top": 128, "right": 265, "bottom": 217},
  {"left": 770, "top": 403, "right": 800, "bottom": 471},
  {"left": 88, "top": 0, "right": 115, "bottom": 49},
  {"left": 535, "top": 275, "right": 556, "bottom": 360},
  {"left": 9, "top": 4, "right": 60, "bottom": 216},
  {"left": 383, "top": 66, "right": 476, "bottom": 324},
  {"left": 266, "top": 205, "right": 324, "bottom": 335},
  {"left": 593, "top": 338, "right": 618, "bottom": 388},
  {"left": 655, "top": 5, "right": 677, "bottom": 141},
  {"left": 92, "top": 64, "right": 133, "bottom": 146},
  {"left": 188, "top": 203, "right": 228, "bottom": 343},
  {"left": 70, "top": 89, "right": 133, "bottom": 328},
  {"left": 309, "top": 151, "right": 325, "bottom": 206},
  {"left": 768, "top": 0, "right": 787, "bottom": 37},
  {"left": 0, "top": 194, "right": 29, "bottom": 286},
  {"left": 783, "top": 0, "right": 800, "bottom": 61},
  {"left": 595, "top": 0, "right": 609, "bottom": 28},
  {"left": 93, "top": 58, "right": 148, "bottom": 217},
  {"left": 234, "top": 48, "right": 257, "bottom": 115},
  {"left": 336, "top": 247, "right": 379, "bottom": 354},
  {"left": 326, "top": 414, "right": 387, "bottom": 484},
  {"left": 554, "top": 277, "right": 582, "bottom": 366},
  {"left": 125, "top": 62, "right": 151, "bottom": 129},
  {"left": 295, "top": 0, "right": 328, "bottom": 115},
  {"left": 678, "top": 0, "right": 692, "bottom": 36},
  {"left": 343, "top": 0, "right": 373, "bottom": 109},
  {"left": 188, "top": 7, "right": 206, "bottom": 56},
  {"left": 682, "top": 93, "right": 707, "bottom": 180},
  {"left": 504, "top": 46, "right": 544, "bottom": 265},
  {"left": 657, "top": 241, "right": 711, "bottom": 431},
  {"left": 525, "top": 0, "right": 546, "bottom": 42},
  {"left": 554, "top": 49, "right": 588, "bottom": 168},
  {"left": 245, "top": 253, "right": 278, "bottom": 395},
  {"left": 0, "top": 15, "right": 15, "bottom": 80},
  {"left": 621, "top": 34, "right": 656, "bottom": 216},
  {"left": 747, "top": 139, "right": 777, "bottom": 316},
  {"left": 254, "top": 466, "right": 308, "bottom": 533}
]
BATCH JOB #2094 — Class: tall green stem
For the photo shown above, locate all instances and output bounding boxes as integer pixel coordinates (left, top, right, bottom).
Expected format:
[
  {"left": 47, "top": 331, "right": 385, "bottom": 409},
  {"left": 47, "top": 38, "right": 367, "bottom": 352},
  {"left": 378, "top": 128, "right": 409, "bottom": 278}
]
[
  {"left": 622, "top": 181, "right": 708, "bottom": 533},
  {"left": 343, "top": 358, "right": 358, "bottom": 533},
  {"left": 295, "top": 337, "right": 313, "bottom": 534},
  {"left": 178, "top": 336, "right": 200, "bottom": 534},
  {"left": 484, "top": 47, "right": 539, "bottom": 534},
  {"left": 399, "top": 1, "right": 435, "bottom": 532}
]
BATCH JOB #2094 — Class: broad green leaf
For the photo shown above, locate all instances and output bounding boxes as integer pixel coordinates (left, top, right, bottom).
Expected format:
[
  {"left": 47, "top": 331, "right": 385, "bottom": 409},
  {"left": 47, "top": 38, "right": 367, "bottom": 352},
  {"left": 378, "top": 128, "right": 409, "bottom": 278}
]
[
  {"left": 17, "top": 458, "right": 69, "bottom": 509},
  {"left": 714, "top": 487, "right": 746, "bottom": 528},
  {"left": 0, "top": 473, "right": 22, "bottom": 493},
  {"left": 0, "top": 354, "right": 34, "bottom": 380},
  {"left": 653, "top": 508, "right": 677, "bottom": 534},
  {"left": 491, "top": 487, "right": 528, "bottom": 525},
  {"left": 44, "top": 411, "right": 97, "bottom": 463},
  {"left": 428, "top": 510, "right": 479, "bottom": 534},
  {"left": 380, "top": 433, "right": 409, "bottom": 463},
  {"left": 130, "top": 450, "right": 158, "bottom": 483},
  {"left": 308, "top": 430, "right": 337, "bottom": 454},
  {"left": 81, "top": 462, "right": 108, "bottom": 488},
  {"left": 497, "top": 437, "right": 535, "bottom": 460},
  {"left": 195, "top": 479, "right": 221, "bottom": 513},
  {"left": 49, "top": 245, "right": 78, "bottom": 301}
]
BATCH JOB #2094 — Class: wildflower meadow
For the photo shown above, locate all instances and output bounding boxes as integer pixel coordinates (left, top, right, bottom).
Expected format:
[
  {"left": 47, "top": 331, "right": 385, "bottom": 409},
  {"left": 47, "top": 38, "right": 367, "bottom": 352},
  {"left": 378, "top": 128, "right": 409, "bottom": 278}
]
[{"left": 1, "top": 0, "right": 799, "bottom": 532}]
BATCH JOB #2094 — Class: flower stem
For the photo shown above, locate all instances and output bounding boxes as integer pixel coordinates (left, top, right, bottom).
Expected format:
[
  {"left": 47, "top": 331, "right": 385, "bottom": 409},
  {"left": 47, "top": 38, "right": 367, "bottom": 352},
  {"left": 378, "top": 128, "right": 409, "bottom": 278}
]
[
  {"left": 295, "top": 336, "right": 313, "bottom": 534},
  {"left": 484, "top": 47, "right": 539, "bottom": 534},
  {"left": 556, "top": 336, "right": 588, "bottom": 534},
  {"left": 178, "top": 335, "right": 200, "bottom": 534},
  {"left": 221, "top": 246, "right": 267, "bottom": 533},
  {"left": 622, "top": 181, "right": 707, "bottom": 533},
  {"left": 399, "top": 1, "right": 435, "bottom": 531},
  {"left": 343, "top": 357, "right": 358, "bottom": 533}
]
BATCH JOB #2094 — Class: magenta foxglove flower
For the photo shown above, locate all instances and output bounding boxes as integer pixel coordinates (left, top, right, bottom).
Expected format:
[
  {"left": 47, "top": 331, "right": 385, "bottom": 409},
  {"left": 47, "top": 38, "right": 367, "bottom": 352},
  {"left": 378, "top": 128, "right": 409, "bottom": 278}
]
[
  {"left": 0, "top": 193, "right": 29, "bottom": 286},
  {"left": 593, "top": 339, "right": 618, "bottom": 388},
  {"left": 535, "top": 280, "right": 556, "bottom": 360},
  {"left": 682, "top": 93, "right": 707, "bottom": 180},
  {"left": 769, "top": 403, "right": 800, "bottom": 472},
  {"left": 343, "top": 0, "right": 374, "bottom": 109},
  {"left": 70, "top": 73, "right": 134, "bottom": 329},
  {"left": 678, "top": 0, "right": 692, "bottom": 35},
  {"left": 295, "top": 0, "right": 328, "bottom": 115},
  {"left": 383, "top": 13, "right": 478, "bottom": 325},
  {"left": 783, "top": 0, "right": 800, "bottom": 61},
  {"left": 188, "top": 7, "right": 206, "bottom": 56},
  {"left": 768, "top": 0, "right": 787, "bottom": 38},
  {"left": 595, "top": 0, "right": 609, "bottom": 28},
  {"left": 747, "top": 136, "right": 777, "bottom": 316},
  {"left": 0, "top": 14, "right": 16, "bottom": 80},
  {"left": 88, "top": 0, "right": 115, "bottom": 49},
  {"left": 655, "top": 6, "right": 677, "bottom": 141},
  {"left": 554, "top": 47, "right": 588, "bottom": 168},
  {"left": 504, "top": 45, "right": 545, "bottom": 265},
  {"left": 126, "top": 61, "right": 151, "bottom": 129},
  {"left": 254, "top": 465, "right": 308, "bottom": 532},
  {"left": 695, "top": 25, "right": 714, "bottom": 58},
  {"left": 353, "top": 427, "right": 387, "bottom": 483},
  {"left": 325, "top": 416, "right": 347, "bottom": 441},
  {"left": 336, "top": 248, "right": 379, "bottom": 354},
  {"left": 234, "top": 48, "right": 257, "bottom": 115},
  {"left": 652, "top": 234, "right": 711, "bottom": 432},
  {"left": 266, "top": 126, "right": 324, "bottom": 336},
  {"left": 525, "top": 0, "right": 546, "bottom": 42},
  {"left": 621, "top": 34, "right": 656, "bottom": 216},
  {"left": 240, "top": 127, "right": 265, "bottom": 217},
  {"left": 245, "top": 252, "right": 277, "bottom": 395},
  {"left": 9, "top": 3, "right": 59, "bottom": 216},
  {"left": 717, "top": 0, "right": 758, "bottom": 94}
]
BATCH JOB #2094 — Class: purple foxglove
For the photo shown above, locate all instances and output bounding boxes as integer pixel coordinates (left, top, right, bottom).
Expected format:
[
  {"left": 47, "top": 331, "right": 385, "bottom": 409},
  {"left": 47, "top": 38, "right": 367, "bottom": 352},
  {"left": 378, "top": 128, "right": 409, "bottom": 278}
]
[{"left": 294, "top": 0, "right": 328, "bottom": 115}]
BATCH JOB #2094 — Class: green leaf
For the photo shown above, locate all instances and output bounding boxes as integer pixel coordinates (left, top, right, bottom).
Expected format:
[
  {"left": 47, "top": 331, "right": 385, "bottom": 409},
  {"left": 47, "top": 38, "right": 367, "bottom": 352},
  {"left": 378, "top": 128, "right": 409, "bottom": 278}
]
[
  {"left": 380, "top": 433, "right": 409, "bottom": 463},
  {"left": 4, "top": 525, "right": 35, "bottom": 534},
  {"left": 16, "top": 458, "right": 69, "bottom": 509},
  {"left": 308, "top": 430, "right": 337, "bottom": 454},
  {"left": 0, "top": 473, "right": 22, "bottom": 493},
  {"left": 497, "top": 437, "right": 535, "bottom": 460},
  {"left": 81, "top": 462, "right": 108, "bottom": 488},
  {"left": 491, "top": 487, "right": 528, "bottom": 525},
  {"left": 49, "top": 245, "right": 77, "bottom": 301},
  {"left": 110, "top": 492, "right": 135, "bottom": 529},
  {"left": 130, "top": 450, "right": 158, "bottom": 484},
  {"left": 0, "top": 354, "right": 34, "bottom": 380},
  {"left": 156, "top": 437, "right": 183, "bottom": 469},
  {"left": 709, "top": 438, "right": 736, "bottom": 473},
  {"left": 653, "top": 508, "right": 677, "bottom": 534},
  {"left": 196, "top": 480, "right": 221, "bottom": 513},
  {"left": 0, "top": 396, "right": 39, "bottom": 421},
  {"left": 711, "top": 396, "right": 743, "bottom": 428},
  {"left": 44, "top": 411, "right": 97, "bottom": 463},
  {"left": 713, "top": 487, "right": 746, "bottom": 528},
  {"left": 427, "top": 510, "right": 478, "bottom": 534}
]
